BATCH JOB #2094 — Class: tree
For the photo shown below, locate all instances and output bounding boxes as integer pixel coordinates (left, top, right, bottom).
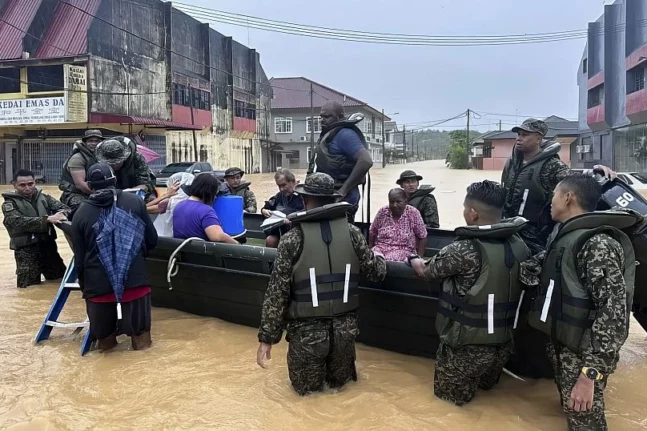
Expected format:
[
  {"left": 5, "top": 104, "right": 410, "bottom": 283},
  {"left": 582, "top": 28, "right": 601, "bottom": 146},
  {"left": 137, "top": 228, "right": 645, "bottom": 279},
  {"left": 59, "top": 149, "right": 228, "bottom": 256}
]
[{"left": 446, "top": 130, "right": 474, "bottom": 169}]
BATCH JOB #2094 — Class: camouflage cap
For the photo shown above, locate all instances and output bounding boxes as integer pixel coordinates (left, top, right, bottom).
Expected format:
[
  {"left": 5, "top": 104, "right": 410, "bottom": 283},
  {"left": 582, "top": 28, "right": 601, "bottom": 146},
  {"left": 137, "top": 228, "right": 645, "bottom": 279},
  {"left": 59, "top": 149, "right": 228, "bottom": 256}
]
[
  {"left": 294, "top": 172, "right": 342, "bottom": 197},
  {"left": 512, "top": 118, "right": 548, "bottom": 136},
  {"left": 224, "top": 167, "right": 244, "bottom": 178},
  {"left": 396, "top": 170, "right": 423, "bottom": 185},
  {"left": 82, "top": 129, "right": 103, "bottom": 141},
  {"left": 95, "top": 139, "right": 132, "bottom": 166}
]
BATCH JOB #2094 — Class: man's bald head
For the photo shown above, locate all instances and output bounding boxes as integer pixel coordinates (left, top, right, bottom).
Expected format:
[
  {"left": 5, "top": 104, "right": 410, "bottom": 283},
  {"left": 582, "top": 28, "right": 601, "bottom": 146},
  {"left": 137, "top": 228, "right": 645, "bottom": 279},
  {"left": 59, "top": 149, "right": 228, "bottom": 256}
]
[{"left": 320, "top": 101, "right": 345, "bottom": 128}]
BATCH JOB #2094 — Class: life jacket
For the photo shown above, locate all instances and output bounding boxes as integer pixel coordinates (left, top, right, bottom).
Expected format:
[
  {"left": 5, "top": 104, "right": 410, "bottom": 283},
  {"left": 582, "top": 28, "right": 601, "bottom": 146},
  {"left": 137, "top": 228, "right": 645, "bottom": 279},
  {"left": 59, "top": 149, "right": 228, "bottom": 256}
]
[
  {"left": 58, "top": 141, "right": 97, "bottom": 195},
  {"left": 436, "top": 217, "right": 532, "bottom": 349},
  {"left": 113, "top": 136, "right": 139, "bottom": 190},
  {"left": 286, "top": 202, "right": 361, "bottom": 320},
  {"left": 502, "top": 141, "right": 561, "bottom": 225},
  {"left": 527, "top": 210, "right": 639, "bottom": 353},
  {"left": 2, "top": 190, "right": 57, "bottom": 250},
  {"left": 407, "top": 185, "right": 436, "bottom": 210},
  {"left": 229, "top": 181, "right": 252, "bottom": 197},
  {"left": 307, "top": 117, "right": 368, "bottom": 189}
]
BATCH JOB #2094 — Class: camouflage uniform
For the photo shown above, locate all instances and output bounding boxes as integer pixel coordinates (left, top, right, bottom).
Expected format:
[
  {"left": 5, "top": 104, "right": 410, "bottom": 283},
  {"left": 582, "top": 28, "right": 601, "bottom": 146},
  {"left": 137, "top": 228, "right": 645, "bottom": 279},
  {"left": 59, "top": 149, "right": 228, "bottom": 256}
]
[
  {"left": 230, "top": 185, "right": 257, "bottom": 213},
  {"left": 95, "top": 138, "right": 155, "bottom": 198},
  {"left": 421, "top": 239, "right": 514, "bottom": 405},
  {"left": 521, "top": 234, "right": 628, "bottom": 430},
  {"left": 415, "top": 194, "right": 440, "bottom": 229},
  {"left": 2, "top": 192, "right": 68, "bottom": 288},
  {"left": 258, "top": 175, "right": 387, "bottom": 395}
]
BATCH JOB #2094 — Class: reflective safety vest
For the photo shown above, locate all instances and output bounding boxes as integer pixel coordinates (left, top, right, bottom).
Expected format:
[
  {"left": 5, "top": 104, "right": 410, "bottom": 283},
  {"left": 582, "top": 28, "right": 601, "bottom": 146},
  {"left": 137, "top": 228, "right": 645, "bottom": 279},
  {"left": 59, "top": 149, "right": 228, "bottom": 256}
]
[
  {"left": 502, "top": 141, "right": 560, "bottom": 224},
  {"left": 59, "top": 141, "right": 97, "bottom": 195},
  {"left": 528, "top": 210, "right": 639, "bottom": 353},
  {"left": 2, "top": 190, "right": 56, "bottom": 250},
  {"left": 436, "top": 217, "right": 532, "bottom": 348},
  {"left": 407, "top": 185, "right": 435, "bottom": 210},
  {"left": 286, "top": 202, "right": 361, "bottom": 320}
]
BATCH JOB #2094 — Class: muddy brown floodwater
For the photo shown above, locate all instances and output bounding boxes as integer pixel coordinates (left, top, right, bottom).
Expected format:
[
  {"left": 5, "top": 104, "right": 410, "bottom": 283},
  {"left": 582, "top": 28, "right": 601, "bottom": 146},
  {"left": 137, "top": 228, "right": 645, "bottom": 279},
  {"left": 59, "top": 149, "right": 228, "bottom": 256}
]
[{"left": 1, "top": 160, "right": 646, "bottom": 430}]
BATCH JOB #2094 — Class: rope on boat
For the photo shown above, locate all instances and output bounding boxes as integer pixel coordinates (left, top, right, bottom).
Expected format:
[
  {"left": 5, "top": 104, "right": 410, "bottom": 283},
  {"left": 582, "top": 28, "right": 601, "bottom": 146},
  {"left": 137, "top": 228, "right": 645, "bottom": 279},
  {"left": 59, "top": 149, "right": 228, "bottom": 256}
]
[
  {"left": 167, "top": 237, "right": 205, "bottom": 290},
  {"left": 502, "top": 367, "right": 527, "bottom": 382}
]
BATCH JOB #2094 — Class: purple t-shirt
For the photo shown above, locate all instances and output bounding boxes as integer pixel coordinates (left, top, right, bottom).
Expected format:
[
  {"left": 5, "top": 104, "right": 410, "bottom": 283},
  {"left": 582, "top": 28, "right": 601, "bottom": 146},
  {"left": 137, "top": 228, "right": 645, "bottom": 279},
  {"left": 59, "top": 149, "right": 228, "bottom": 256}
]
[{"left": 173, "top": 200, "right": 221, "bottom": 240}]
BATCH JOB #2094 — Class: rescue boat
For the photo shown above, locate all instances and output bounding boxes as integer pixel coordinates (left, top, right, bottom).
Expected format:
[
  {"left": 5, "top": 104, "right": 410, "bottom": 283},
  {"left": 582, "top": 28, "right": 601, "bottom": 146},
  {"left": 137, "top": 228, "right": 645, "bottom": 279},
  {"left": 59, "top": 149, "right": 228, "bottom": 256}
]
[{"left": 143, "top": 176, "right": 647, "bottom": 379}]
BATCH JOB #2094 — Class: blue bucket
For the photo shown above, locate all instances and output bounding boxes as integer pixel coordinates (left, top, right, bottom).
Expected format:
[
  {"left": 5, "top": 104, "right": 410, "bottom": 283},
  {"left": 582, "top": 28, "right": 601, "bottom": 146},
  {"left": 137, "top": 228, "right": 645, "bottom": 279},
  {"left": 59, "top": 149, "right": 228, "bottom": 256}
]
[{"left": 213, "top": 195, "right": 246, "bottom": 237}]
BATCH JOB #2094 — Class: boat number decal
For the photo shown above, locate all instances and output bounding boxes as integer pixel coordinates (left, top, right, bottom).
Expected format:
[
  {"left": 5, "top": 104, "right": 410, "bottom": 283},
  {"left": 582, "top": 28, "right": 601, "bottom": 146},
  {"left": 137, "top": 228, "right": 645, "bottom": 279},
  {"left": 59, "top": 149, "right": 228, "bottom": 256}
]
[{"left": 615, "top": 192, "right": 635, "bottom": 207}]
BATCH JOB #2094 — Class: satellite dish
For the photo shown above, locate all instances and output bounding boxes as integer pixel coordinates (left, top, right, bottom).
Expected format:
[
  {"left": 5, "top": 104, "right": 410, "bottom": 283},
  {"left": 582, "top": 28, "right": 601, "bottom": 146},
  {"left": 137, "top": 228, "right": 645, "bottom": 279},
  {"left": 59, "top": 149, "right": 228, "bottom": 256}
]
[{"left": 348, "top": 113, "right": 364, "bottom": 122}]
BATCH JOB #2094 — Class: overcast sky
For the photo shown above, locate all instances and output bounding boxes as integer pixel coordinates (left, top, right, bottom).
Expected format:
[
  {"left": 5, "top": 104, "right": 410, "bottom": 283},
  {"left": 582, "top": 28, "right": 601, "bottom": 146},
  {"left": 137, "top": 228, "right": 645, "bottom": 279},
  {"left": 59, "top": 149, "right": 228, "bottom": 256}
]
[{"left": 180, "top": 0, "right": 610, "bottom": 131}]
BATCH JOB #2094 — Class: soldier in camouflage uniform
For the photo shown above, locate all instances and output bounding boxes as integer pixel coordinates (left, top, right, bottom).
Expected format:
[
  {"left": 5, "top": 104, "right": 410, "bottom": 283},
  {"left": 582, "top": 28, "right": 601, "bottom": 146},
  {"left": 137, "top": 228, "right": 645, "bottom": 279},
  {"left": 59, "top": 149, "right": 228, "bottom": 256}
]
[
  {"left": 223, "top": 167, "right": 257, "bottom": 213},
  {"left": 257, "top": 173, "right": 387, "bottom": 395},
  {"left": 410, "top": 181, "right": 531, "bottom": 405},
  {"left": 520, "top": 174, "right": 641, "bottom": 431},
  {"left": 59, "top": 129, "right": 103, "bottom": 215},
  {"left": 2, "top": 169, "right": 69, "bottom": 288},
  {"left": 95, "top": 137, "right": 155, "bottom": 199},
  {"left": 397, "top": 170, "right": 440, "bottom": 228},
  {"left": 502, "top": 118, "right": 615, "bottom": 379}
]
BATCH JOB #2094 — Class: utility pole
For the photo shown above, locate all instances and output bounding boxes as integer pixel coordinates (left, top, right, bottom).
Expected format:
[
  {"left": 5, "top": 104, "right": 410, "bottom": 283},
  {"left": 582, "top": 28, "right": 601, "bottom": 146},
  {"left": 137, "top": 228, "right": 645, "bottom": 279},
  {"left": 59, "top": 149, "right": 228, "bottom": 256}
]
[
  {"left": 498, "top": 120, "right": 502, "bottom": 131},
  {"left": 309, "top": 82, "right": 314, "bottom": 154},
  {"left": 402, "top": 125, "right": 406, "bottom": 163},
  {"left": 411, "top": 131, "right": 415, "bottom": 161},
  {"left": 189, "top": 84, "right": 198, "bottom": 161},
  {"left": 381, "top": 109, "right": 386, "bottom": 168},
  {"left": 466, "top": 108, "right": 470, "bottom": 151}
]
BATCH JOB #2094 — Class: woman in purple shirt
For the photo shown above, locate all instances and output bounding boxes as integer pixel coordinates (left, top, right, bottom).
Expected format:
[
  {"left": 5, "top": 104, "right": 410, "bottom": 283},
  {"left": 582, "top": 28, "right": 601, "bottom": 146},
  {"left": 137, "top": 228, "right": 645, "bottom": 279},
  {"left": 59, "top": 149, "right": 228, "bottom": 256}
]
[{"left": 173, "top": 174, "right": 238, "bottom": 244}]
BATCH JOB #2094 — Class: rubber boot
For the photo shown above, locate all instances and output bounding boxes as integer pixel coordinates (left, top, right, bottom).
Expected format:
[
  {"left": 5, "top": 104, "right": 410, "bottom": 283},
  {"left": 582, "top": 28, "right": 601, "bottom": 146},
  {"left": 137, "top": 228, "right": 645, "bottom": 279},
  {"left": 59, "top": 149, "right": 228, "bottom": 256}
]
[
  {"left": 131, "top": 331, "right": 152, "bottom": 350},
  {"left": 97, "top": 332, "right": 118, "bottom": 352}
]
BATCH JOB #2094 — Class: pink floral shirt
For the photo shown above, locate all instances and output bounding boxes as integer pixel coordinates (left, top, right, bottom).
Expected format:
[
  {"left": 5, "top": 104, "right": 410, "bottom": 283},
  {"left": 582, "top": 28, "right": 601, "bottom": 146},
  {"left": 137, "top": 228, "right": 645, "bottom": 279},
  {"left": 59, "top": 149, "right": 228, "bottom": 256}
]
[{"left": 370, "top": 205, "right": 428, "bottom": 262}]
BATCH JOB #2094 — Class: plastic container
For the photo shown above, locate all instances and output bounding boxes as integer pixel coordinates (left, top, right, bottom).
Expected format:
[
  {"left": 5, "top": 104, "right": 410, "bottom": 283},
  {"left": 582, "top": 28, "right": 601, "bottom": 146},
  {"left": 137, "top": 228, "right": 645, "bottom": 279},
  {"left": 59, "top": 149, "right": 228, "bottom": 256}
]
[{"left": 213, "top": 195, "right": 246, "bottom": 237}]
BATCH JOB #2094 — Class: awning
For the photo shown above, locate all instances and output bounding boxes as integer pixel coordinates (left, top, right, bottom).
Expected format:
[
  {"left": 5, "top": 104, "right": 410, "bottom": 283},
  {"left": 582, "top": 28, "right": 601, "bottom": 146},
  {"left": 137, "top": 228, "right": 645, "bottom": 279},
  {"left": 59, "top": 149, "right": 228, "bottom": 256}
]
[{"left": 89, "top": 113, "right": 203, "bottom": 131}]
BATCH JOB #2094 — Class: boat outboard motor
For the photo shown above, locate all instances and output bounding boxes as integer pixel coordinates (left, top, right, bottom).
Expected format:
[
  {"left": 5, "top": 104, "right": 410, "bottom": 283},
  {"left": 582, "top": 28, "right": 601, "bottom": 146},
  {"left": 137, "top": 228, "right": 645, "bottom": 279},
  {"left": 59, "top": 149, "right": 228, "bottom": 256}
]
[
  {"left": 593, "top": 174, "right": 647, "bottom": 332},
  {"left": 213, "top": 195, "right": 247, "bottom": 243}
]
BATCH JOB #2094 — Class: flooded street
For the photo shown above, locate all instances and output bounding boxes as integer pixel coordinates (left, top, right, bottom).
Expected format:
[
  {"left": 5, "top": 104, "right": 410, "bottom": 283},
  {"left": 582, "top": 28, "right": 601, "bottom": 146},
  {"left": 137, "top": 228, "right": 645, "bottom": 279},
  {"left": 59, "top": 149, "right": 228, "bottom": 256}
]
[{"left": 1, "top": 160, "right": 647, "bottom": 430}]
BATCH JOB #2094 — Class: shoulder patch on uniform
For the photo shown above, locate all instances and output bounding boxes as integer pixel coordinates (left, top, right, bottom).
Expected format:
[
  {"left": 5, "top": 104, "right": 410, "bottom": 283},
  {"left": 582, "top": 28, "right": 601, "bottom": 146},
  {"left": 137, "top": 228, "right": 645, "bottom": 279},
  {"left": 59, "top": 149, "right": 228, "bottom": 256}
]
[{"left": 2, "top": 202, "right": 15, "bottom": 212}]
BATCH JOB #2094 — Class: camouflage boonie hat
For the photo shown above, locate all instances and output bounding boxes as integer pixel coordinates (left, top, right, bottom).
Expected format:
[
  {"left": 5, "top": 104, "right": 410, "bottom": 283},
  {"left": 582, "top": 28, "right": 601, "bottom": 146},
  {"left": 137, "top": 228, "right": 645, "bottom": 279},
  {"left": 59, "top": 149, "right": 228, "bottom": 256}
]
[
  {"left": 396, "top": 170, "right": 423, "bottom": 185},
  {"left": 295, "top": 173, "right": 342, "bottom": 197},
  {"left": 224, "top": 167, "right": 244, "bottom": 178},
  {"left": 82, "top": 129, "right": 103, "bottom": 141},
  {"left": 512, "top": 118, "right": 548, "bottom": 136},
  {"left": 95, "top": 139, "right": 131, "bottom": 165}
]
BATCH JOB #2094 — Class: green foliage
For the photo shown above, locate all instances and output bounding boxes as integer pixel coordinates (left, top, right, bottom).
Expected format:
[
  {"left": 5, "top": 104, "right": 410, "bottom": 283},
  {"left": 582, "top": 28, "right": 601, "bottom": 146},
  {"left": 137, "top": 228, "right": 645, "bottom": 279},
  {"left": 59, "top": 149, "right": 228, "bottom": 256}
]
[{"left": 448, "top": 145, "right": 470, "bottom": 169}]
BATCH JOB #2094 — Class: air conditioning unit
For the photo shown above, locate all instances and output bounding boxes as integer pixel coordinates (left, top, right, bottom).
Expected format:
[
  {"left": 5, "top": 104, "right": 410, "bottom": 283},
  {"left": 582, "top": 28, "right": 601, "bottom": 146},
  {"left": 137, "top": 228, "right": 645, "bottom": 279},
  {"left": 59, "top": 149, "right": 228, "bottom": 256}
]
[
  {"left": 366, "top": 136, "right": 372, "bottom": 142},
  {"left": 299, "top": 136, "right": 308, "bottom": 141},
  {"left": 576, "top": 145, "right": 592, "bottom": 153}
]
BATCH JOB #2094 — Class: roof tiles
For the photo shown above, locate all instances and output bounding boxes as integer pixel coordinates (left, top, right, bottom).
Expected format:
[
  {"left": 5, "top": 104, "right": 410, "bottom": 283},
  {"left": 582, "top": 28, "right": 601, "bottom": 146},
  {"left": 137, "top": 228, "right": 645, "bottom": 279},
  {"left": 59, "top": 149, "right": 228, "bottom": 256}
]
[
  {"left": 36, "top": 0, "right": 100, "bottom": 58},
  {"left": 0, "top": 0, "right": 42, "bottom": 60}
]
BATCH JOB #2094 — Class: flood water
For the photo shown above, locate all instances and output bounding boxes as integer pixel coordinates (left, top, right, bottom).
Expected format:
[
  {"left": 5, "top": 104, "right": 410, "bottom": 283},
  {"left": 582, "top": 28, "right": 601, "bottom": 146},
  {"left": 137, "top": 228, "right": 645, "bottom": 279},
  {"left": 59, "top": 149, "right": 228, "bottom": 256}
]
[{"left": 1, "top": 160, "right": 646, "bottom": 430}]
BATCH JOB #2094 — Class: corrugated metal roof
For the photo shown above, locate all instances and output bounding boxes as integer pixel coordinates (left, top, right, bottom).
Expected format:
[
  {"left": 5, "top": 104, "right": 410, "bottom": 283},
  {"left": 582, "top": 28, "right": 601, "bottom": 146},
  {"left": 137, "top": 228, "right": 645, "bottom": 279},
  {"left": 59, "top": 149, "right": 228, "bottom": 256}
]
[
  {"left": 90, "top": 113, "right": 203, "bottom": 131},
  {"left": 36, "top": 0, "right": 100, "bottom": 58},
  {"left": 0, "top": 0, "right": 42, "bottom": 60},
  {"left": 270, "top": 77, "right": 383, "bottom": 116}
]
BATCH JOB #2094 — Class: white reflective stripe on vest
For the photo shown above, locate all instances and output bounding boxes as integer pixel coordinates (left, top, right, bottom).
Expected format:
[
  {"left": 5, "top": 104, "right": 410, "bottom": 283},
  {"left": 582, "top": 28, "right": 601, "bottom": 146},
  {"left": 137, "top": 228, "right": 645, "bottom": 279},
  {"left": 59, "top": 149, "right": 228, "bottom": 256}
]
[
  {"left": 513, "top": 290, "right": 525, "bottom": 329},
  {"left": 487, "top": 294, "right": 495, "bottom": 334},
  {"left": 540, "top": 279, "right": 555, "bottom": 322},
  {"left": 518, "top": 189, "right": 529, "bottom": 215},
  {"left": 309, "top": 268, "right": 319, "bottom": 307},
  {"left": 343, "top": 264, "right": 351, "bottom": 303}
]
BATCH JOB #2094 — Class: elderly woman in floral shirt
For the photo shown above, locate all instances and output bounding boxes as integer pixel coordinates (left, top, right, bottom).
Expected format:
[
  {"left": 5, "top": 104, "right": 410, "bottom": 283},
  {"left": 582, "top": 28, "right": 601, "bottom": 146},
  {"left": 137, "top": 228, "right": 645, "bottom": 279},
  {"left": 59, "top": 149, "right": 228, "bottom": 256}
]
[{"left": 369, "top": 188, "right": 428, "bottom": 262}]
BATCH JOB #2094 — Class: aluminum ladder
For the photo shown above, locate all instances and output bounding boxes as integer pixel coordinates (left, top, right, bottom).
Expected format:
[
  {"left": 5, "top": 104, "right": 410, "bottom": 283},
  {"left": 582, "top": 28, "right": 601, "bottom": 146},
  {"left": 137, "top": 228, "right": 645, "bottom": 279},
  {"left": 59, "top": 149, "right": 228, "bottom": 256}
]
[{"left": 34, "top": 258, "right": 93, "bottom": 355}]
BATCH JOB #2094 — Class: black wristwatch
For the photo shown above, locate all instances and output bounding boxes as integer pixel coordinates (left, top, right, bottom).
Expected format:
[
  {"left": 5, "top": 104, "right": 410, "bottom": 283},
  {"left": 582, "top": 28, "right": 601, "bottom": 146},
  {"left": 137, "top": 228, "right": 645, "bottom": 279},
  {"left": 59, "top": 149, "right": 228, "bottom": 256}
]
[
  {"left": 581, "top": 367, "right": 604, "bottom": 381},
  {"left": 406, "top": 254, "right": 422, "bottom": 267}
]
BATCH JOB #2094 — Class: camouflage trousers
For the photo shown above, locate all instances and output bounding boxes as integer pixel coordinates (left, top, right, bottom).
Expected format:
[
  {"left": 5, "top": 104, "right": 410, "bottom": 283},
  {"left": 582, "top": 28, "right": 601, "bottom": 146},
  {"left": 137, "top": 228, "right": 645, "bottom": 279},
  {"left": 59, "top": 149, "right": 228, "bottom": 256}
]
[
  {"left": 547, "top": 343, "right": 608, "bottom": 431},
  {"left": 434, "top": 341, "right": 513, "bottom": 406},
  {"left": 285, "top": 316, "right": 359, "bottom": 396},
  {"left": 60, "top": 192, "right": 88, "bottom": 218},
  {"left": 14, "top": 241, "right": 66, "bottom": 288}
]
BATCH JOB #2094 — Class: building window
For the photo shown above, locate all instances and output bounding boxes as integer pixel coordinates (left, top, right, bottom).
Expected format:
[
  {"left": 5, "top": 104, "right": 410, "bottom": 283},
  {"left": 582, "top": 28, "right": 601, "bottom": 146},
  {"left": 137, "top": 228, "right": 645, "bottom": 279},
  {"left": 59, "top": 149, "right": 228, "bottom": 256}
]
[
  {"left": 587, "top": 86, "right": 603, "bottom": 108},
  {"left": 306, "top": 116, "right": 322, "bottom": 134},
  {"left": 173, "top": 83, "right": 210, "bottom": 110},
  {"left": 364, "top": 119, "right": 373, "bottom": 134},
  {"left": 234, "top": 100, "right": 256, "bottom": 120},
  {"left": 0, "top": 68, "right": 20, "bottom": 94},
  {"left": 27, "top": 65, "right": 64, "bottom": 93},
  {"left": 306, "top": 146, "right": 313, "bottom": 162},
  {"left": 375, "top": 120, "right": 383, "bottom": 137},
  {"left": 582, "top": 58, "right": 588, "bottom": 74},
  {"left": 637, "top": 67, "right": 645, "bottom": 92},
  {"left": 275, "top": 117, "right": 292, "bottom": 134}
]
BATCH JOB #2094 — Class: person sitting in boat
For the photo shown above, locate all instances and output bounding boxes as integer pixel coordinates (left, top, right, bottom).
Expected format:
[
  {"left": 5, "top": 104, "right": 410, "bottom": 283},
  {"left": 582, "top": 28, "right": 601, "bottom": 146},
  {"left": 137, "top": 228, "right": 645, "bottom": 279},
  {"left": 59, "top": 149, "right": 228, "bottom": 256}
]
[
  {"left": 260, "top": 169, "right": 304, "bottom": 248},
  {"left": 369, "top": 188, "right": 427, "bottom": 262},
  {"left": 397, "top": 170, "right": 439, "bottom": 228},
  {"left": 152, "top": 173, "right": 194, "bottom": 237},
  {"left": 409, "top": 180, "right": 531, "bottom": 406},
  {"left": 58, "top": 129, "right": 102, "bottom": 216},
  {"left": 172, "top": 173, "right": 238, "bottom": 244},
  {"left": 256, "top": 172, "right": 387, "bottom": 396},
  {"left": 223, "top": 167, "right": 257, "bottom": 213},
  {"left": 71, "top": 163, "right": 158, "bottom": 352},
  {"left": 146, "top": 180, "right": 180, "bottom": 214}
]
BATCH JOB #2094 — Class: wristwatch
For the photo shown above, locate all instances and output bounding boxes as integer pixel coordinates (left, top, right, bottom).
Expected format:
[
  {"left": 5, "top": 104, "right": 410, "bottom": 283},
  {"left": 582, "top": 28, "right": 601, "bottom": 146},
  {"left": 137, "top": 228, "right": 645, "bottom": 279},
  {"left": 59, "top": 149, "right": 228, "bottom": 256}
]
[
  {"left": 581, "top": 367, "right": 604, "bottom": 381},
  {"left": 406, "top": 254, "right": 422, "bottom": 267}
]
